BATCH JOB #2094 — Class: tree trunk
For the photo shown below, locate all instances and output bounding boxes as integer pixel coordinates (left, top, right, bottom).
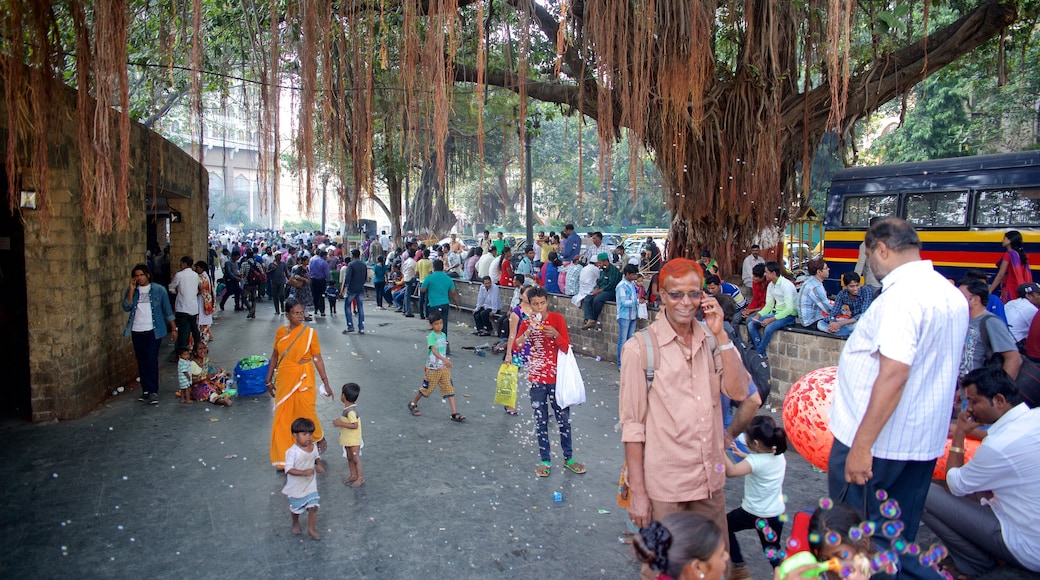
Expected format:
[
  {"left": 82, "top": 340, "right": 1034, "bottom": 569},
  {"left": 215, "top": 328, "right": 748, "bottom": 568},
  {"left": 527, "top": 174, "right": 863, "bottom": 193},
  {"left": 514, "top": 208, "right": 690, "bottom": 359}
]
[{"left": 404, "top": 137, "right": 457, "bottom": 236}]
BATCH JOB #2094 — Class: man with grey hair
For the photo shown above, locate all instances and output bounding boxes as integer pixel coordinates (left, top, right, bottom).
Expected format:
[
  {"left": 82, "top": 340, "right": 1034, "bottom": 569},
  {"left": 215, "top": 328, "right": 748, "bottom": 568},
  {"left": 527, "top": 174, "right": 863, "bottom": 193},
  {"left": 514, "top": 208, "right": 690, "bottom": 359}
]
[{"left": 829, "top": 217, "right": 968, "bottom": 579}]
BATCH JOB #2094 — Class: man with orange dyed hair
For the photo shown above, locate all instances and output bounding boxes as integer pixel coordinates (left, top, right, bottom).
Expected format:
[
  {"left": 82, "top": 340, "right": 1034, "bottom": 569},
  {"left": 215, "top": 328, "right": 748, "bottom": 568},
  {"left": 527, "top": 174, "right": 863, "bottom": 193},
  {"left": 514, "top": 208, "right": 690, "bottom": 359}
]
[{"left": 619, "top": 258, "right": 751, "bottom": 580}]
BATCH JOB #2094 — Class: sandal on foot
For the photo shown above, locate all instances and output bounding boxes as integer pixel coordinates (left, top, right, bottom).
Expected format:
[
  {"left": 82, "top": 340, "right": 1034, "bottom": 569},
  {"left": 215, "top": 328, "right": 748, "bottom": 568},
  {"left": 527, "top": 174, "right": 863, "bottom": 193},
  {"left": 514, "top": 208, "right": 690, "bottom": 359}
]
[
  {"left": 450, "top": 413, "right": 466, "bottom": 422},
  {"left": 565, "top": 458, "right": 587, "bottom": 474},
  {"left": 408, "top": 402, "right": 421, "bottom": 416},
  {"left": 505, "top": 408, "right": 519, "bottom": 416},
  {"left": 535, "top": 462, "right": 551, "bottom": 477}
]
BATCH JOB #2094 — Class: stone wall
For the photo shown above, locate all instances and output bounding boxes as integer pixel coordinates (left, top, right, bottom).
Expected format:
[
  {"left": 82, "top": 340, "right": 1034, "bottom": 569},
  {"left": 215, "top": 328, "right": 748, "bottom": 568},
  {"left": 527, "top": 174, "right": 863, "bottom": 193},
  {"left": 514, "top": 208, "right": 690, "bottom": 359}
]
[
  {"left": 765, "top": 328, "right": 844, "bottom": 402},
  {"left": 426, "top": 280, "right": 845, "bottom": 405},
  {"left": 1, "top": 75, "right": 207, "bottom": 421}
]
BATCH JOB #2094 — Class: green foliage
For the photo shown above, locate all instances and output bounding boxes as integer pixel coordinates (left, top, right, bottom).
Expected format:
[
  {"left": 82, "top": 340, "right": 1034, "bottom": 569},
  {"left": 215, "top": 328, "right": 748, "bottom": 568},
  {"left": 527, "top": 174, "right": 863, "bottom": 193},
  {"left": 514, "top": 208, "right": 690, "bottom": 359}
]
[{"left": 281, "top": 219, "right": 321, "bottom": 232}]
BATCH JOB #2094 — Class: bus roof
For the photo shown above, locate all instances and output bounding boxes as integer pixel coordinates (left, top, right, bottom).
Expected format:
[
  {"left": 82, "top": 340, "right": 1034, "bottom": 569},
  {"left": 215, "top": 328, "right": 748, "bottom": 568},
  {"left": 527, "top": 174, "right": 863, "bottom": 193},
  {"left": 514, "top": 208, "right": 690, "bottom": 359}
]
[{"left": 830, "top": 151, "right": 1040, "bottom": 195}]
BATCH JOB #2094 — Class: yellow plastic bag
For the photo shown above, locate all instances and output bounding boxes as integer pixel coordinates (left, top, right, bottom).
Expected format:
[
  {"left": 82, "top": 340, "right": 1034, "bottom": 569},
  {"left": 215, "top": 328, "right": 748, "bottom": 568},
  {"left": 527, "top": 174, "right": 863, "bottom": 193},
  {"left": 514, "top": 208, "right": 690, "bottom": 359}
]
[{"left": 494, "top": 363, "right": 518, "bottom": 408}]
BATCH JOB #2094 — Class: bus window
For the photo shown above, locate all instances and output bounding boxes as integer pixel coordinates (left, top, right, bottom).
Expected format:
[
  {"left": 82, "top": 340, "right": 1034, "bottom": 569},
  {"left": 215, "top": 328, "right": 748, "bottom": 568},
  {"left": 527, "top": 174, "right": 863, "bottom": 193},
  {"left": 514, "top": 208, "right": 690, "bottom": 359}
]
[
  {"left": 974, "top": 187, "right": 1040, "bottom": 227},
  {"left": 903, "top": 191, "right": 968, "bottom": 227},
  {"left": 841, "top": 195, "right": 896, "bottom": 227}
]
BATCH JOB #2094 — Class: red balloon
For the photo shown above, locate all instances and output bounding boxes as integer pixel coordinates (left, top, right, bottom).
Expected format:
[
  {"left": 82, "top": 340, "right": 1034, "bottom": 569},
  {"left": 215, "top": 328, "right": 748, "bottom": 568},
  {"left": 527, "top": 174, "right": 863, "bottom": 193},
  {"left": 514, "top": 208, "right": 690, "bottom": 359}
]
[
  {"left": 782, "top": 366, "right": 837, "bottom": 472},
  {"left": 781, "top": 366, "right": 977, "bottom": 481}
]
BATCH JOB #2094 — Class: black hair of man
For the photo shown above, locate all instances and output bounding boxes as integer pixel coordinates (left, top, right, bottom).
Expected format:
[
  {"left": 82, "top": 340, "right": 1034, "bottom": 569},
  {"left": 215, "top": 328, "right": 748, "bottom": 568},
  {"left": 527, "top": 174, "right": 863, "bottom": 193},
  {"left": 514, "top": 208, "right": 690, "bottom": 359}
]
[
  {"left": 704, "top": 274, "right": 722, "bottom": 286},
  {"left": 841, "top": 272, "right": 859, "bottom": 286},
  {"left": 623, "top": 263, "right": 639, "bottom": 276},
  {"left": 960, "top": 367, "right": 1022, "bottom": 406},
  {"left": 957, "top": 277, "right": 990, "bottom": 303},
  {"left": 351, "top": 248, "right": 361, "bottom": 259},
  {"left": 752, "top": 263, "right": 766, "bottom": 277},
  {"left": 433, "top": 259, "right": 444, "bottom": 271},
  {"left": 764, "top": 261, "right": 782, "bottom": 275}
]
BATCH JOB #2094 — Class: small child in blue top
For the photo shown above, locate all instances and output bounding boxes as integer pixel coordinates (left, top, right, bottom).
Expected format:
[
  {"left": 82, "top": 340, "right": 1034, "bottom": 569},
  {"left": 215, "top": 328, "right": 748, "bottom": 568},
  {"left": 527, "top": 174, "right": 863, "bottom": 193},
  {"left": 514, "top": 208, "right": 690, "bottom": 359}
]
[
  {"left": 723, "top": 415, "right": 788, "bottom": 576},
  {"left": 332, "top": 382, "right": 363, "bottom": 487}
]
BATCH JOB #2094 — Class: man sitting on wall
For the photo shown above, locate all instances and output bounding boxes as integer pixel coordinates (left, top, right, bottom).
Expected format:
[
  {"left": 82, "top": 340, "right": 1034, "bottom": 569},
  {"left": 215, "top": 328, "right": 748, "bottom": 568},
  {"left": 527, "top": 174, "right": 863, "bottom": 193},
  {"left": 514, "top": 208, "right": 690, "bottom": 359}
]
[{"left": 473, "top": 276, "right": 502, "bottom": 337}]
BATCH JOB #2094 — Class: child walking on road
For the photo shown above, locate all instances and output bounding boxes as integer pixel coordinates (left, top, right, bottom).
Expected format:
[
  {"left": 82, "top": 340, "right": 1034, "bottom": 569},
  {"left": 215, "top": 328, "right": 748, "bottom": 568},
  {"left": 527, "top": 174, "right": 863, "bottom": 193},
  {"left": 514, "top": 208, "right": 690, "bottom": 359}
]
[
  {"left": 333, "top": 382, "right": 364, "bottom": 487},
  {"left": 407, "top": 312, "right": 465, "bottom": 422},
  {"left": 282, "top": 417, "right": 324, "bottom": 540},
  {"left": 723, "top": 415, "right": 788, "bottom": 578}
]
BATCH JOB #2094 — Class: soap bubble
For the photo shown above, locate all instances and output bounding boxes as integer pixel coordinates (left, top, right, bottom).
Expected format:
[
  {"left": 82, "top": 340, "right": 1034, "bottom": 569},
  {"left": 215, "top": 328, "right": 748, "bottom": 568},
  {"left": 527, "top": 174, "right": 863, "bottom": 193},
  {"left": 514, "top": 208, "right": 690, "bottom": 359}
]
[
  {"left": 882, "top": 520, "right": 904, "bottom": 539},
  {"left": 875, "top": 489, "right": 889, "bottom": 501},
  {"left": 818, "top": 497, "right": 833, "bottom": 509},
  {"left": 880, "top": 499, "right": 902, "bottom": 519},
  {"left": 755, "top": 518, "right": 768, "bottom": 530},
  {"left": 825, "top": 532, "right": 841, "bottom": 546}
]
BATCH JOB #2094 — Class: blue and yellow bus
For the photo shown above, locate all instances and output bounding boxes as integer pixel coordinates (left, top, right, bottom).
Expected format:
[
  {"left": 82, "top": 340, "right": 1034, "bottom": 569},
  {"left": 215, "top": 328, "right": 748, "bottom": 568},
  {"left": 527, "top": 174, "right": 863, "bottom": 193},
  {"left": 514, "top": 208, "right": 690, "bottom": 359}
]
[{"left": 823, "top": 151, "right": 1040, "bottom": 293}]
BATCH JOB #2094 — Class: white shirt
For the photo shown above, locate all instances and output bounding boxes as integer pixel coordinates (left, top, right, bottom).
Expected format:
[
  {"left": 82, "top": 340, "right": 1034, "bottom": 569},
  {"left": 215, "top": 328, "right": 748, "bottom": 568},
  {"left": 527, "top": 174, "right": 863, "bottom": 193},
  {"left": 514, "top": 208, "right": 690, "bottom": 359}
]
[
  {"left": 168, "top": 268, "right": 200, "bottom": 315},
  {"left": 1004, "top": 298, "right": 1037, "bottom": 343},
  {"left": 740, "top": 446, "right": 787, "bottom": 518},
  {"left": 570, "top": 263, "right": 602, "bottom": 307},
  {"left": 946, "top": 404, "right": 1040, "bottom": 572},
  {"left": 401, "top": 257, "right": 417, "bottom": 282},
  {"left": 132, "top": 285, "right": 155, "bottom": 332},
  {"left": 489, "top": 256, "right": 502, "bottom": 282},
  {"left": 830, "top": 260, "right": 968, "bottom": 461},
  {"left": 741, "top": 255, "right": 765, "bottom": 287},
  {"left": 476, "top": 253, "right": 495, "bottom": 279},
  {"left": 281, "top": 444, "right": 320, "bottom": 499},
  {"left": 584, "top": 243, "right": 609, "bottom": 262},
  {"left": 475, "top": 283, "right": 502, "bottom": 312}
]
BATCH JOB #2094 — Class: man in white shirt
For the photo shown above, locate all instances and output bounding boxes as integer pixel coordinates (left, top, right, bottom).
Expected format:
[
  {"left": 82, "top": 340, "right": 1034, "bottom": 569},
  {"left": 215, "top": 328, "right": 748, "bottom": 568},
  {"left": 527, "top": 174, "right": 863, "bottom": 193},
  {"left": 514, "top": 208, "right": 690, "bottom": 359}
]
[
  {"left": 1004, "top": 282, "right": 1040, "bottom": 344},
  {"left": 445, "top": 244, "right": 463, "bottom": 278},
  {"left": 401, "top": 250, "right": 418, "bottom": 318},
  {"left": 828, "top": 218, "right": 968, "bottom": 577},
  {"left": 740, "top": 244, "right": 765, "bottom": 298},
  {"left": 476, "top": 246, "right": 497, "bottom": 280},
  {"left": 922, "top": 368, "right": 1040, "bottom": 577},
  {"left": 167, "top": 255, "right": 201, "bottom": 357},
  {"left": 583, "top": 231, "right": 609, "bottom": 263},
  {"left": 473, "top": 276, "right": 502, "bottom": 336}
]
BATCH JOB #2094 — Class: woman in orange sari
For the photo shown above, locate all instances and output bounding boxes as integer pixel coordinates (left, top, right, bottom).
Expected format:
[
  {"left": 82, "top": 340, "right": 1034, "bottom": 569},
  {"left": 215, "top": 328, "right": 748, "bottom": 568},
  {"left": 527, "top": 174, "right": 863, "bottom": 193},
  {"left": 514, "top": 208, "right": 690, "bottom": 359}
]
[{"left": 266, "top": 298, "right": 333, "bottom": 469}]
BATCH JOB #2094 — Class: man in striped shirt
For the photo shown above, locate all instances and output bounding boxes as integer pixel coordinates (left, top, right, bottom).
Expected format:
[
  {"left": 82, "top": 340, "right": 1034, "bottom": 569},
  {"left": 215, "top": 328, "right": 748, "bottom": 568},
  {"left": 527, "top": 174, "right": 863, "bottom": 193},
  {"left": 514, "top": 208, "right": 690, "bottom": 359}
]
[{"left": 828, "top": 217, "right": 968, "bottom": 579}]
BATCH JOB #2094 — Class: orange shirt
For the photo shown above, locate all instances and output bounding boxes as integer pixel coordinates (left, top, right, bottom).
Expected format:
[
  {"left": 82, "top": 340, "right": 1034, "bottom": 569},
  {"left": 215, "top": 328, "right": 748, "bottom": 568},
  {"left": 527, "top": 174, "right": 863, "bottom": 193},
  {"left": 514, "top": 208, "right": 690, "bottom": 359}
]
[{"left": 619, "top": 318, "right": 746, "bottom": 502}]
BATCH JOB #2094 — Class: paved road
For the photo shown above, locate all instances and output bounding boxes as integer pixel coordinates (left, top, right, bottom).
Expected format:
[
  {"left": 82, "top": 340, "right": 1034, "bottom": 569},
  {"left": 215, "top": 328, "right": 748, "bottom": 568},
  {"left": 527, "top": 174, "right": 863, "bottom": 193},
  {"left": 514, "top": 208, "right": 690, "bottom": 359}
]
[{"left": 0, "top": 297, "right": 1029, "bottom": 579}]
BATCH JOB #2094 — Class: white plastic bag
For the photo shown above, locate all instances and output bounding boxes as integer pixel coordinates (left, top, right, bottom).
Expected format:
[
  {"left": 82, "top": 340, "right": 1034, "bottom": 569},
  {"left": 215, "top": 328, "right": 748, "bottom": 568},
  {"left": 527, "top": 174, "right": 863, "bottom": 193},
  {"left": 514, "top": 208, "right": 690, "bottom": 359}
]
[
  {"left": 555, "top": 346, "right": 586, "bottom": 408},
  {"left": 637, "top": 302, "right": 649, "bottom": 319}
]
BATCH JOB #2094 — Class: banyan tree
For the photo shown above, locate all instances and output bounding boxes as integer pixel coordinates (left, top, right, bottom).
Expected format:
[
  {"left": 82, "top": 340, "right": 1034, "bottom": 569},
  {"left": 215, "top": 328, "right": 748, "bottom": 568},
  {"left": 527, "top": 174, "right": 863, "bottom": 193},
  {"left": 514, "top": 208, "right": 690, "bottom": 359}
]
[{"left": 1, "top": 0, "right": 1021, "bottom": 261}]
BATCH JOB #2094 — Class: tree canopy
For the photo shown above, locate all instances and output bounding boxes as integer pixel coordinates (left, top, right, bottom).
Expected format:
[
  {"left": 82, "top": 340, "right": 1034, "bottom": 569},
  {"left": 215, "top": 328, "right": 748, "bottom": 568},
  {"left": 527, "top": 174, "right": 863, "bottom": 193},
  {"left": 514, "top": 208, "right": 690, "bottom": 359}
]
[{"left": 1, "top": 0, "right": 1024, "bottom": 266}]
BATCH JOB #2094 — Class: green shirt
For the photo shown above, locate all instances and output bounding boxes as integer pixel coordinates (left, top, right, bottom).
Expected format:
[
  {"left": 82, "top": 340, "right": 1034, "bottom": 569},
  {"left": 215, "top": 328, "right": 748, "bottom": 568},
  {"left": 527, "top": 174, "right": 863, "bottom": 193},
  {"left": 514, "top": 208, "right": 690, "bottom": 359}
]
[
  {"left": 426, "top": 331, "right": 448, "bottom": 369},
  {"left": 596, "top": 264, "right": 622, "bottom": 292},
  {"left": 492, "top": 239, "right": 506, "bottom": 254},
  {"left": 421, "top": 271, "right": 456, "bottom": 307}
]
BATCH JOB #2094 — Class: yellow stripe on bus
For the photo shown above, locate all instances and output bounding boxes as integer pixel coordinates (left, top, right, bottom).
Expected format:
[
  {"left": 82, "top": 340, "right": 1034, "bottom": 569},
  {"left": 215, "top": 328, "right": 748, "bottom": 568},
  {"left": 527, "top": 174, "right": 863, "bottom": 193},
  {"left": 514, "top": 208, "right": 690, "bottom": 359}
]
[{"left": 825, "top": 230, "right": 1040, "bottom": 243}]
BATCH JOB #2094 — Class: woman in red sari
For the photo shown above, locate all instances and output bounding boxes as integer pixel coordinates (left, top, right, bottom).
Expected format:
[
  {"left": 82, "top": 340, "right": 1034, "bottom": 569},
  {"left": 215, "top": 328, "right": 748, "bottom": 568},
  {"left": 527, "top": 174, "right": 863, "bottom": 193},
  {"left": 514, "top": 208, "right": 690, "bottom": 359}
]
[
  {"left": 989, "top": 230, "right": 1032, "bottom": 302},
  {"left": 266, "top": 299, "right": 333, "bottom": 469}
]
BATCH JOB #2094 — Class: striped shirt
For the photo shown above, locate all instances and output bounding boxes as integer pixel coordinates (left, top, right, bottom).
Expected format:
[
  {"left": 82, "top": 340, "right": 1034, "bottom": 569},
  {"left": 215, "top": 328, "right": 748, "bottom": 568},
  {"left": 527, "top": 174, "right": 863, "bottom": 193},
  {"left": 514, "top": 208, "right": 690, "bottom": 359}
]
[{"left": 830, "top": 260, "right": 968, "bottom": 461}]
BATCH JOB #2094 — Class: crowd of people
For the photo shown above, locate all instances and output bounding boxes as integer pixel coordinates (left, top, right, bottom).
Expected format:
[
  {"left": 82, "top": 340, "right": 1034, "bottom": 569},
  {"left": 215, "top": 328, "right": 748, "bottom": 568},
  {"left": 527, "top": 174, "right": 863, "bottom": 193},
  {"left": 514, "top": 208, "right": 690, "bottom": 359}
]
[{"left": 123, "top": 220, "right": 1040, "bottom": 579}]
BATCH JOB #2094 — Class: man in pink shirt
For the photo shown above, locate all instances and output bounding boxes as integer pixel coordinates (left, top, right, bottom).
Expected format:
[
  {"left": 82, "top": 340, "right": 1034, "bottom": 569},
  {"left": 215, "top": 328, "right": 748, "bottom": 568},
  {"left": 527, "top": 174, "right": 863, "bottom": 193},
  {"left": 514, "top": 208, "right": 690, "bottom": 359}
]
[{"left": 619, "top": 258, "right": 750, "bottom": 580}]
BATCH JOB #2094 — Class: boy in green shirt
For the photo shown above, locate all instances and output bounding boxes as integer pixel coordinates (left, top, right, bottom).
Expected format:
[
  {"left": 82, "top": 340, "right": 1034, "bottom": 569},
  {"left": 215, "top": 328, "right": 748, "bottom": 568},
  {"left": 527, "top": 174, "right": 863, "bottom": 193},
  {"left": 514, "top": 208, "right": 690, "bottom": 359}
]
[{"left": 407, "top": 312, "right": 466, "bottom": 422}]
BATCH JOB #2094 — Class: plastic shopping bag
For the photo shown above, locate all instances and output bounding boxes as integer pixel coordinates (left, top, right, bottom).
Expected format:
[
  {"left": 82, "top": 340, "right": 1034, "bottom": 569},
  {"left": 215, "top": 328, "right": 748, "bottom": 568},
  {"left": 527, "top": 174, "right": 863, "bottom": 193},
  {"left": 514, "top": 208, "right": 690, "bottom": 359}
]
[
  {"left": 555, "top": 346, "right": 586, "bottom": 408},
  {"left": 494, "top": 363, "right": 518, "bottom": 408}
]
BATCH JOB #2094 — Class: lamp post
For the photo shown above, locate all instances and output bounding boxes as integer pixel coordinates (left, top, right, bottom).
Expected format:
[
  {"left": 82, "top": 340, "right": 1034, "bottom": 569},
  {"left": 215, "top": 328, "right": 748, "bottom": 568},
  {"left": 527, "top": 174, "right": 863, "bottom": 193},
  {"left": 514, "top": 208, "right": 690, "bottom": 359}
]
[{"left": 518, "top": 111, "right": 540, "bottom": 248}]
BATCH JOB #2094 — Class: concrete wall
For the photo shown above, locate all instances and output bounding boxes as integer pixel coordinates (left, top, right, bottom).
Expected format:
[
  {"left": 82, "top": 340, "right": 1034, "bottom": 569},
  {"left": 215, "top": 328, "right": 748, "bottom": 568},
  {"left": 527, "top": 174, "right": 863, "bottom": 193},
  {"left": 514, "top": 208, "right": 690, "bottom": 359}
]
[
  {"left": 436, "top": 280, "right": 845, "bottom": 405},
  {"left": 1, "top": 75, "right": 207, "bottom": 421}
]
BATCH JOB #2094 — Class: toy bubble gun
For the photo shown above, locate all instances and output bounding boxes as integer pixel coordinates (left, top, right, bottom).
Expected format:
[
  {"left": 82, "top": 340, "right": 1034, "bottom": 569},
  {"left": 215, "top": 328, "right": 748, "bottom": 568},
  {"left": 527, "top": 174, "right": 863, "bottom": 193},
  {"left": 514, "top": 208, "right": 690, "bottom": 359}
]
[{"left": 777, "top": 552, "right": 841, "bottom": 578}]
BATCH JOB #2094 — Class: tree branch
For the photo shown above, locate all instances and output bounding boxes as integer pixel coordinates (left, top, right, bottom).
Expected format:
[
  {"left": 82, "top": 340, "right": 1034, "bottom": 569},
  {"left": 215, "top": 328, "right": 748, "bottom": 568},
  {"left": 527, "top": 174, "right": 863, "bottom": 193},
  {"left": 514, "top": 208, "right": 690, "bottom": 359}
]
[{"left": 784, "top": 0, "right": 1017, "bottom": 135}]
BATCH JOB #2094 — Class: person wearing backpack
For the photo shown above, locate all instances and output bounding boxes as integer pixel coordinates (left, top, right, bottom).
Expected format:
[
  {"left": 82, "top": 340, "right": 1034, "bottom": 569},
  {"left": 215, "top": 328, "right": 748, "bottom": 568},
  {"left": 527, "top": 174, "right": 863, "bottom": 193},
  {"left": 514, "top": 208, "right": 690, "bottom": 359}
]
[
  {"left": 619, "top": 258, "right": 751, "bottom": 580},
  {"left": 958, "top": 277, "right": 1022, "bottom": 381},
  {"left": 240, "top": 248, "right": 262, "bottom": 319}
]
